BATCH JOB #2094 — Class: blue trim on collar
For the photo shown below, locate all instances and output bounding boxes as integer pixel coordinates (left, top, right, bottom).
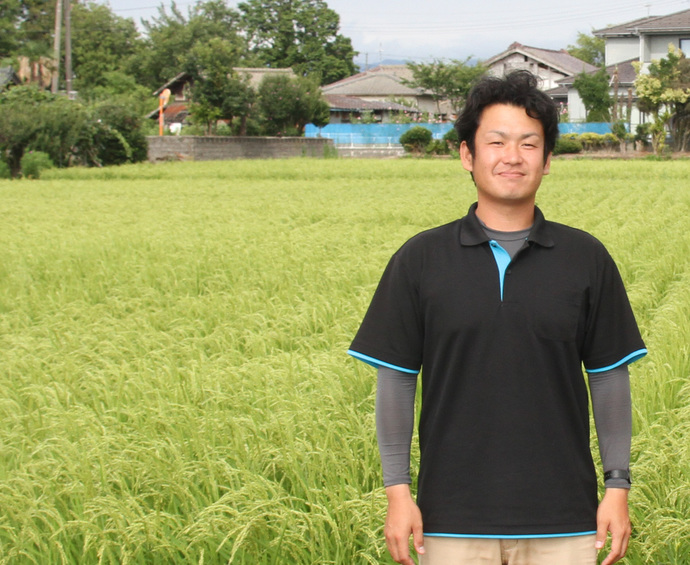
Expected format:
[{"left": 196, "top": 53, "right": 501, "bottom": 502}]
[
  {"left": 424, "top": 531, "right": 597, "bottom": 539},
  {"left": 489, "top": 240, "right": 511, "bottom": 301},
  {"left": 347, "top": 350, "right": 419, "bottom": 374},
  {"left": 586, "top": 349, "right": 648, "bottom": 373}
]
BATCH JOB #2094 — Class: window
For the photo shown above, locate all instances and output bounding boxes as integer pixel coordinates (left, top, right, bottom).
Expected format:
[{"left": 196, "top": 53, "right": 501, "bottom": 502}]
[{"left": 680, "top": 38, "right": 690, "bottom": 56}]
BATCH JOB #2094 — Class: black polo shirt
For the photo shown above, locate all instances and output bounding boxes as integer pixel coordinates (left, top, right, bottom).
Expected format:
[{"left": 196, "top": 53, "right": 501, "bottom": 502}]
[{"left": 349, "top": 203, "right": 646, "bottom": 537}]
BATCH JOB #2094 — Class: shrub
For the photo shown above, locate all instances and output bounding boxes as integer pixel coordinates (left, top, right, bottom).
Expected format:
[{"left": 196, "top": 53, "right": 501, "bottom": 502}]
[
  {"left": 553, "top": 136, "right": 583, "bottom": 155},
  {"left": 425, "top": 139, "right": 449, "bottom": 156},
  {"left": 92, "top": 101, "right": 148, "bottom": 166},
  {"left": 399, "top": 126, "right": 433, "bottom": 153},
  {"left": 579, "top": 132, "right": 606, "bottom": 150},
  {"left": 20, "top": 151, "right": 54, "bottom": 179},
  {"left": 0, "top": 161, "right": 10, "bottom": 179},
  {"left": 635, "top": 123, "right": 651, "bottom": 146},
  {"left": 443, "top": 128, "right": 459, "bottom": 152}
]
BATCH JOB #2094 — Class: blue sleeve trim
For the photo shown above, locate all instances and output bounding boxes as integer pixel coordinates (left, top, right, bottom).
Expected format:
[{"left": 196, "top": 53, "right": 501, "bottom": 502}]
[
  {"left": 424, "top": 531, "right": 597, "bottom": 540},
  {"left": 347, "top": 350, "right": 419, "bottom": 374},
  {"left": 585, "top": 349, "right": 648, "bottom": 374}
]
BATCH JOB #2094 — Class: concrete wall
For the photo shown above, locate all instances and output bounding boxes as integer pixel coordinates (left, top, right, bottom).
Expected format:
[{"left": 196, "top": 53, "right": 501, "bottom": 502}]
[{"left": 147, "top": 136, "right": 335, "bottom": 162}]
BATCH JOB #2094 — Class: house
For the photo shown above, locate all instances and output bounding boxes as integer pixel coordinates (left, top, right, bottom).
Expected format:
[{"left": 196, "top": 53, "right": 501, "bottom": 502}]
[
  {"left": 485, "top": 42, "right": 597, "bottom": 91},
  {"left": 324, "top": 94, "right": 419, "bottom": 124},
  {"left": 594, "top": 8, "right": 690, "bottom": 68},
  {"left": 149, "top": 68, "right": 296, "bottom": 127},
  {"left": 321, "top": 65, "right": 452, "bottom": 120},
  {"left": 559, "top": 8, "right": 690, "bottom": 125},
  {"left": 556, "top": 59, "right": 640, "bottom": 124}
]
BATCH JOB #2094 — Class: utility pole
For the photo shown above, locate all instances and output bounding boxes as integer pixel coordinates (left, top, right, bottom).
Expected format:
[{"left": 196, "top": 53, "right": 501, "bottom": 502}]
[
  {"left": 51, "top": 0, "right": 63, "bottom": 93},
  {"left": 64, "top": 0, "right": 72, "bottom": 97}
]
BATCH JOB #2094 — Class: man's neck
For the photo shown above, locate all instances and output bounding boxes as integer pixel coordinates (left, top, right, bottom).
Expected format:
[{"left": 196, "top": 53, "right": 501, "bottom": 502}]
[{"left": 474, "top": 200, "right": 535, "bottom": 231}]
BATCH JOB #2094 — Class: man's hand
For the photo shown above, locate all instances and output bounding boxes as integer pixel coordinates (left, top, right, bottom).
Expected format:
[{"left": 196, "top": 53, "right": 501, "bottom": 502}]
[
  {"left": 596, "top": 488, "right": 631, "bottom": 565},
  {"left": 384, "top": 484, "right": 425, "bottom": 565}
]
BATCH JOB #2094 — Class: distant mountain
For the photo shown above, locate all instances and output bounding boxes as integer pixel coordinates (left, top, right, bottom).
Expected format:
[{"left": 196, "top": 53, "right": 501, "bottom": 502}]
[{"left": 353, "top": 58, "right": 410, "bottom": 72}]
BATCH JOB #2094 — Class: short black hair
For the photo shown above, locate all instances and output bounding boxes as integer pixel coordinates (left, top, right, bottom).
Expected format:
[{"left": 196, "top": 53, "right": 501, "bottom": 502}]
[{"left": 455, "top": 70, "right": 559, "bottom": 162}]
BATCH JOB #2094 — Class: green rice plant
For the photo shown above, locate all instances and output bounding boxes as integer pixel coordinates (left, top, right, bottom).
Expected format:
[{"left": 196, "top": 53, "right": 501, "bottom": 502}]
[{"left": 0, "top": 158, "right": 688, "bottom": 564}]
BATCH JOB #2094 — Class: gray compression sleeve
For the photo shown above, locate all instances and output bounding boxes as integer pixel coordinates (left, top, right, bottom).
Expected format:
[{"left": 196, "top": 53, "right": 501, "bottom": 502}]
[
  {"left": 589, "top": 365, "right": 633, "bottom": 489},
  {"left": 376, "top": 366, "right": 417, "bottom": 487}
]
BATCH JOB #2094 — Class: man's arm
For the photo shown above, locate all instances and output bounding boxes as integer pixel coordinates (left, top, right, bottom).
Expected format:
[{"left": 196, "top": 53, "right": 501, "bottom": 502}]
[
  {"left": 589, "top": 365, "right": 633, "bottom": 565},
  {"left": 377, "top": 367, "right": 425, "bottom": 564}
]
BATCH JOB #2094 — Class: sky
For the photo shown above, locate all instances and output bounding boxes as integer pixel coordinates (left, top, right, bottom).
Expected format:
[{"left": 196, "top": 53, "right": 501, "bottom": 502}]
[{"left": 106, "top": 0, "right": 690, "bottom": 65}]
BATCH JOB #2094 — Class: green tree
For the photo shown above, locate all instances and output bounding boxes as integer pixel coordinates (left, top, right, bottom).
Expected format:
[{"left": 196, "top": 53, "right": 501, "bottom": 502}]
[
  {"left": 0, "top": 85, "right": 44, "bottom": 176},
  {"left": 185, "top": 37, "right": 252, "bottom": 134},
  {"left": 567, "top": 32, "right": 605, "bottom": 67},
  {"left": 0, "top": 0, "right": 23, "bottom": 56},
  {"left": 634, "top": 45, "right": 690, "bottom": 154},
  {"left": 404, "top": 58, "right": 487, "bottom": 115},
  {"left": 137, "top": 0, "right": 246, "bottom": 90},
  {"left": 573, "top": 68, "right": 612, "bottom": 121},
  {"left": 70, "top": 2, "right": 143, "bottom": 91},
  {"left": 257, "top": 73, "right": 329, "bottom": 135},
  {"left": 238, "top": 0, "right": 356, "bottom": 85}
]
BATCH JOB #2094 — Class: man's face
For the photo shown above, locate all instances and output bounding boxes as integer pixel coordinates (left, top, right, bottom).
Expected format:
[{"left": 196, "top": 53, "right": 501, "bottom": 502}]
[{"left": 460, "top": 103, "right": 551, "bottom": 207}]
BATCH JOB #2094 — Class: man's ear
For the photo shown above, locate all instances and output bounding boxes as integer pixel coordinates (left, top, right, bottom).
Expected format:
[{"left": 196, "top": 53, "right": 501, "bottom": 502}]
[
  {"left": 460, "top": 141, "right": 473, "bottom": 173},
  {"left": 543, "top": 152, "right": 552, "bottom": 175}
]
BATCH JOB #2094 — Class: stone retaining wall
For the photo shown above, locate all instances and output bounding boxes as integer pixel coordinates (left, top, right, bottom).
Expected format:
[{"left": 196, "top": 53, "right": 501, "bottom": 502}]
[{"left": 147, "top": 136, "right": 335, "bottom": 162}]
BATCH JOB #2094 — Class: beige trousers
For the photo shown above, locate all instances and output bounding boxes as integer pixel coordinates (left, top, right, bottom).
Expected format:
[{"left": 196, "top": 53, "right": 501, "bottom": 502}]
[{"left": 420, "top": 534, "right": 597, "bottom": 565}]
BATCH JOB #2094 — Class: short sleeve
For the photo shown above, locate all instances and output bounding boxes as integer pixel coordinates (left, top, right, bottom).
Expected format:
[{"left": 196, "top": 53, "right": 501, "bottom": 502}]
[
  {"left": 349, "top": 249, "right": 423, "bottom": 374},
  {"left": 582, "top": 248, "right": 646, "bottom": 373}
]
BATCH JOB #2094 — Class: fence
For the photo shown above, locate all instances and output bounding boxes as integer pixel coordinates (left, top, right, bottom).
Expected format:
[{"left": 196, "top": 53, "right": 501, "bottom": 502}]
[{"left": 305, "top": 122, "right": 618, "bottom": 146}]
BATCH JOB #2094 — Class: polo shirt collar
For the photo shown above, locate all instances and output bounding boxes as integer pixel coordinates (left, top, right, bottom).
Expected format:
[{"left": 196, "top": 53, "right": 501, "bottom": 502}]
[{"left": 460, "top": 202, "right": 555, "bottom": 248}]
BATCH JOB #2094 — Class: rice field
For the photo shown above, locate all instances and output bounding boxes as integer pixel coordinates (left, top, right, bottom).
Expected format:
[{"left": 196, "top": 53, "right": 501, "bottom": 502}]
[{"left": 0, "top": 157, "right": 688, "bottom": 564}]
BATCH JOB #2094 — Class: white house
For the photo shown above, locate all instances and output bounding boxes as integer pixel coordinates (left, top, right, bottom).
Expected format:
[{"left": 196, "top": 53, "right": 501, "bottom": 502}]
[
  {"left": 562, "top": 8, "right": 690, "bottom": 125},
  {"left": 594, "top": 8, "right": 690, "bottom": 68}
]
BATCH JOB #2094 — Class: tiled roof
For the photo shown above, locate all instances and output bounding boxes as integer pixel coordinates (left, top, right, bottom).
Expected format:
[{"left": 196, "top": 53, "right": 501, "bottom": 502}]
[
  {"left": 322, "top": 64, "right": 426, "bottom": 97},
  {"left": 594, "top": 8, "right": 690, "bottom": 36},
  {"left": 322, "top": 71, "right": 423, "bottom": 97},
  {"left": 324, "top": 94, "right": 419, "bottom": 112},
  {"left": 146, "top": 102, "right": 189, "bottom": 122},
  {"left": 556, "top": 58, "right": 639, "bottom": 87},
  {"left": 153, "top": 67, "right": 295, "bottom": 95},
  {"left": 485, "top": 42, "right": 596, "bottom": 76}
]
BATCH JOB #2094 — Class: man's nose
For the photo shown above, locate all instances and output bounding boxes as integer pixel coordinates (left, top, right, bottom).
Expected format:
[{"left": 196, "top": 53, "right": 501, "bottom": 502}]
[{"left": 502, "top": 143, "right": 523, "bottom": 163}]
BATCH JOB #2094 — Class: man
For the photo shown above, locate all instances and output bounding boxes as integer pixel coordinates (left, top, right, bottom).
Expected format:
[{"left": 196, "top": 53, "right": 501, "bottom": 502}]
[{"left": 348, "top": 71, "right": 646, "bottom": 565}]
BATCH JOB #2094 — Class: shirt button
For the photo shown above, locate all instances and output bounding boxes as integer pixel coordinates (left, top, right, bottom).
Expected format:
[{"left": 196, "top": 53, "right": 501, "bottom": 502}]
[{"left": 507, "top": 269, "right": 512, "bottom": 274}]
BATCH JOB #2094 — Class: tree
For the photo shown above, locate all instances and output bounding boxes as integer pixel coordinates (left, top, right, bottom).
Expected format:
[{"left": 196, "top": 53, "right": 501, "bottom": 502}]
[
  {"left": 0, "top": 0, "right": 23, "bottom": 56},
  {"left": 0, "top": 85, "right": 44, "bottom": 176},
  {"left": 70, "top": 2, "right": 143, "bottom": 91},
  {"left": 257, "top": 73, "right": 329, "bottom": 135},
  {"left": 138, "top": 0, "right": 246, "bottom": 90},
  {"left": 185, "top": 37, "right": 253, "bottom": 134},
  {"left": 239, "top": 0, "right": 356, "bottom": 85},
  {"left": 404, "top": 58, "right": 487, "bottom": 115},
  {"left": 634, "top": 45, "right": 690, "bottom": 155},
  {"left": 573, "top": 68, "right": 612, "bottom": 121},
  {"left": 567, "top": 32, "right": 605, "bottom": 67}
]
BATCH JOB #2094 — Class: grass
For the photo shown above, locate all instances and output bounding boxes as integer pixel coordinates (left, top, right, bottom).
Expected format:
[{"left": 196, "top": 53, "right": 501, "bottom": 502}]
[{"left": 0, "top": 158, "right": 688, "bottom": 564}]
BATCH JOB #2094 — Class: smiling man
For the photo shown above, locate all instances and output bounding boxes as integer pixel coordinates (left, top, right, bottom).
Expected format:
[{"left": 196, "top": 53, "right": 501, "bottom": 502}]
[{"left": 349, "top": 71, "right": 647, "bottom": 565}]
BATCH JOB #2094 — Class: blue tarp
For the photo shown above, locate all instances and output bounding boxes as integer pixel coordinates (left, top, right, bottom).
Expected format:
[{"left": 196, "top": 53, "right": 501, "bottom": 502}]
[
  {"left": 559, "top": 123, "right": 613, "bottom": 134},
  {"left": 304, "top": 123, "right": 453, "bottom": 145},
  {"left": 305, "top": 122, "right": 617, "bottom": 144}
]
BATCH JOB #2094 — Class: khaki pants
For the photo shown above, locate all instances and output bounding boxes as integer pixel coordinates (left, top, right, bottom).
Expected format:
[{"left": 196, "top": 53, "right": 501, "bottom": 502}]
[{"left": 421, "top": 534, "right": 597, "bottom": 565}]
